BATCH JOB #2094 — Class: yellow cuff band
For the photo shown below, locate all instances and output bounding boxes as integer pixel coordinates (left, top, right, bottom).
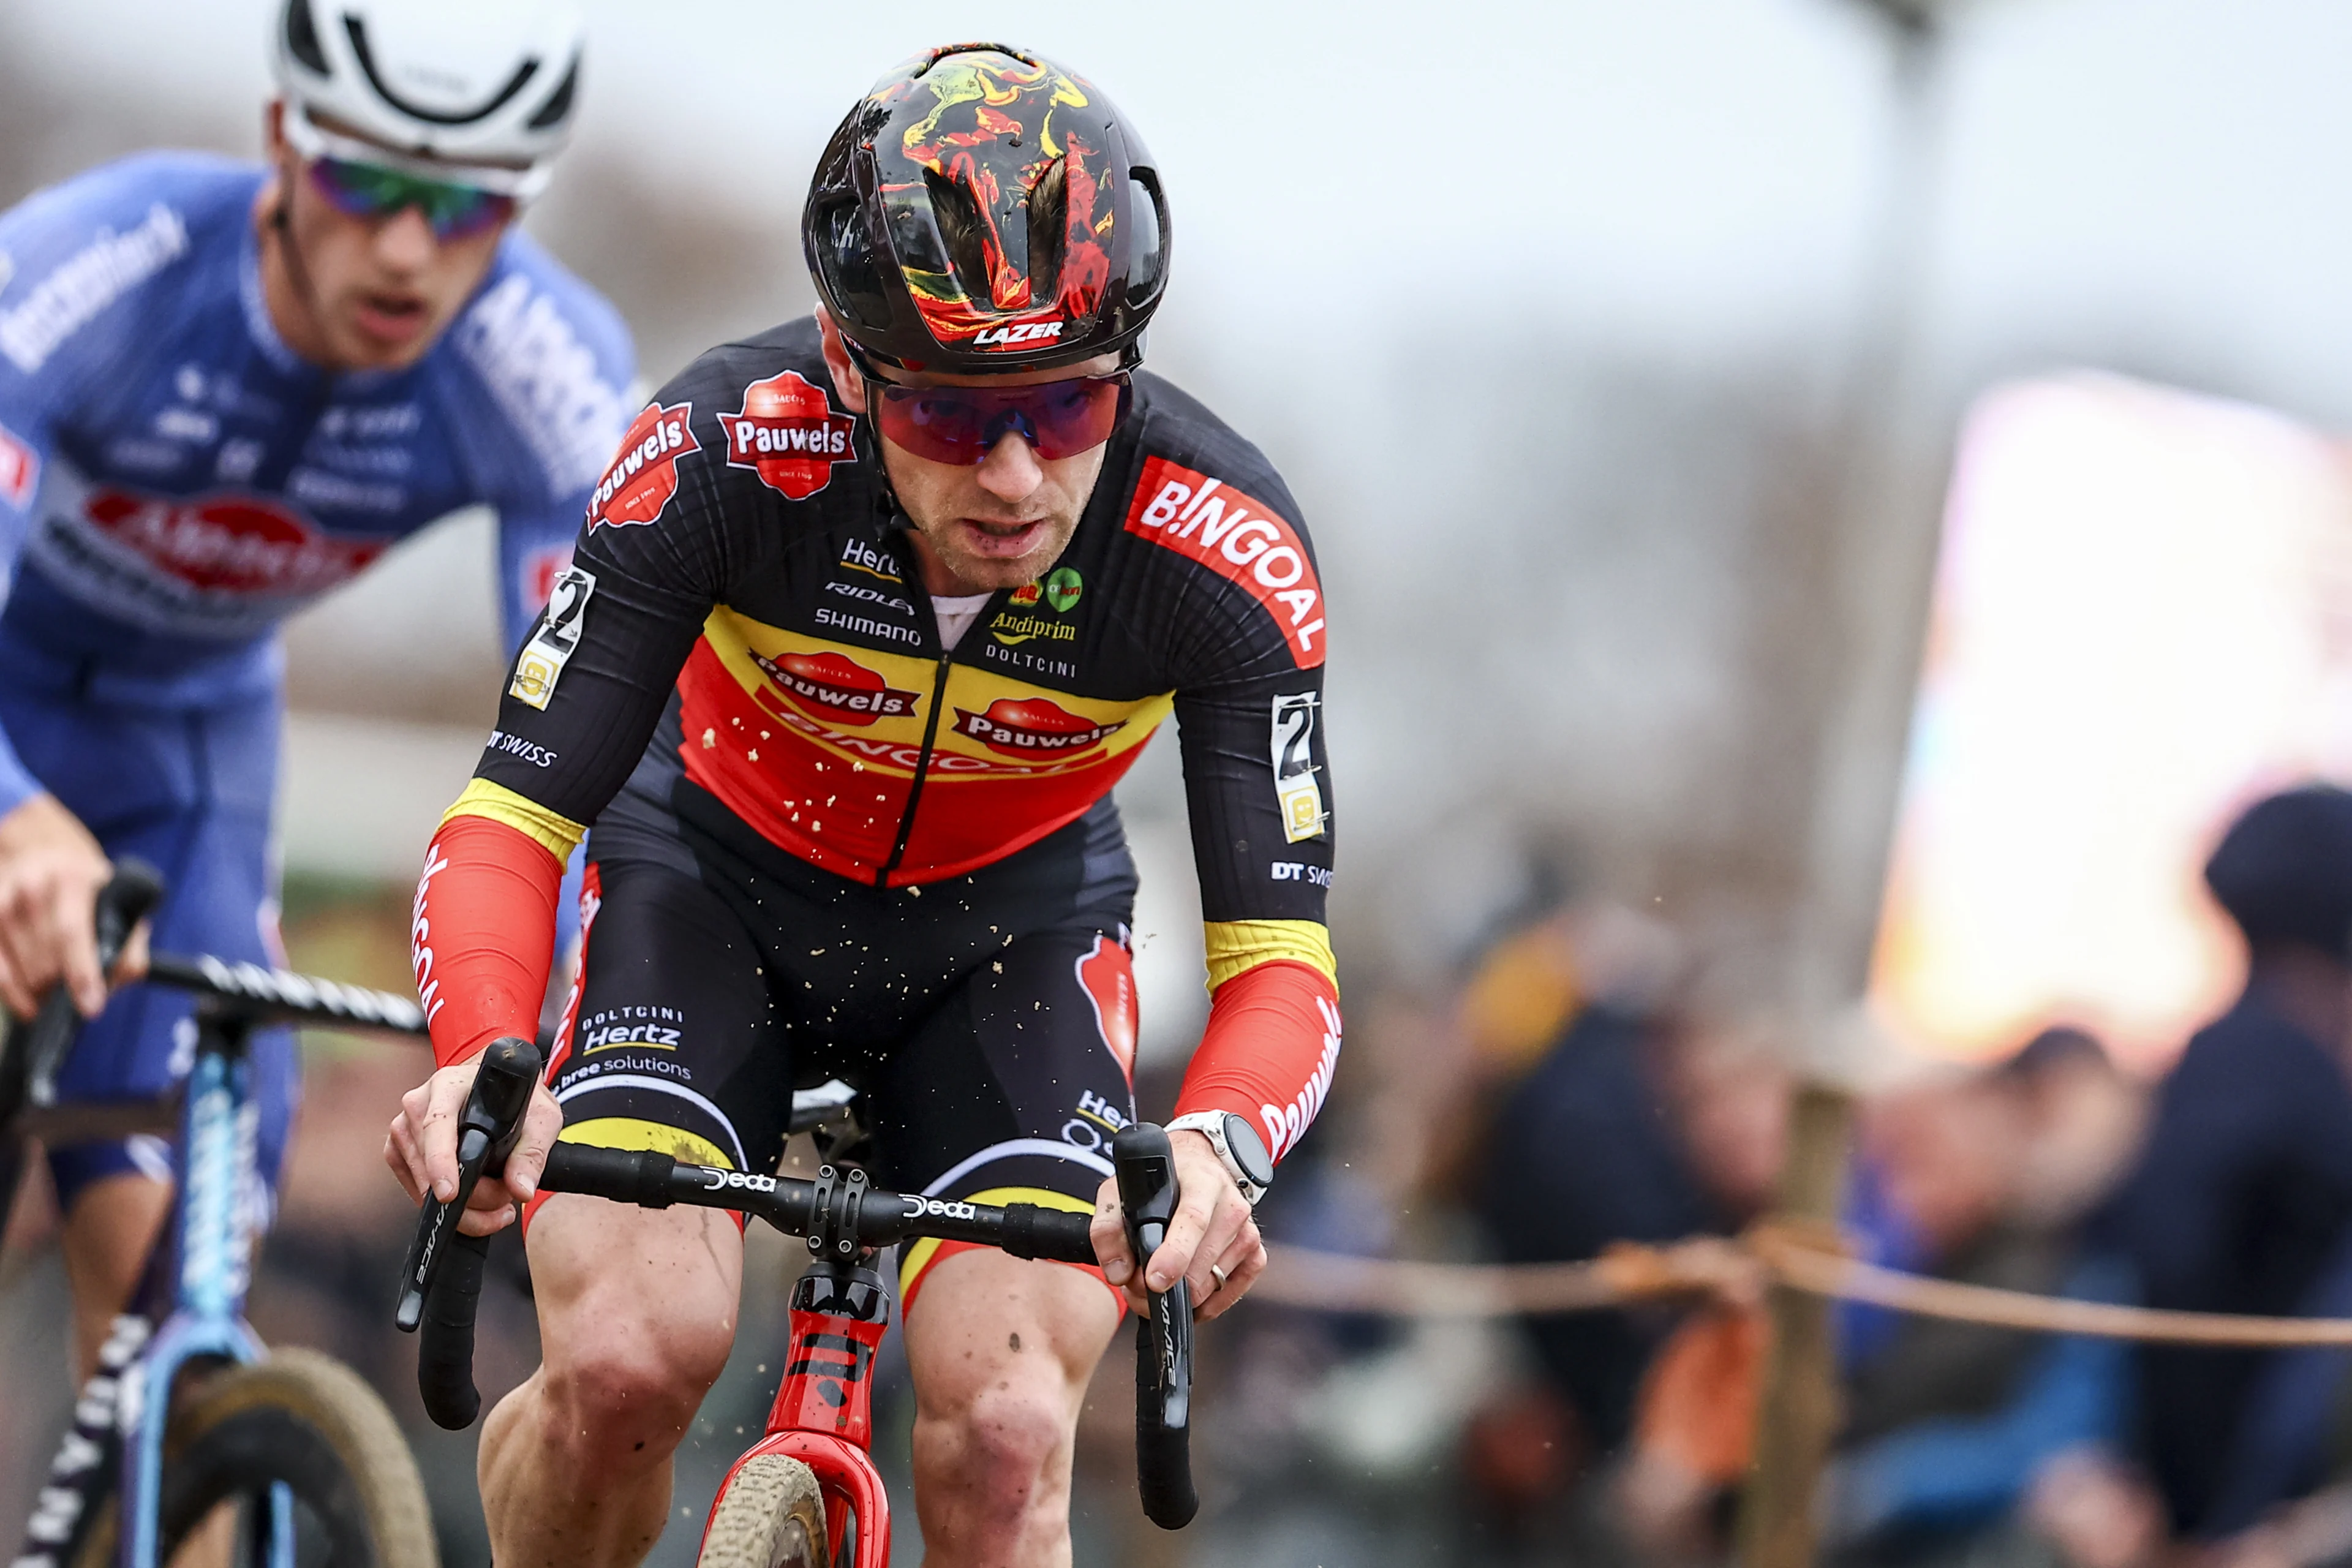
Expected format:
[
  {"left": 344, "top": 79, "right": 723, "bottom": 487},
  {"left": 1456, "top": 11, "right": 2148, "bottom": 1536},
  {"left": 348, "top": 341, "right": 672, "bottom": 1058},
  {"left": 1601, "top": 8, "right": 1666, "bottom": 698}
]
[
  {"left": 1203, "top": 919, "right": 1338, "bottom": 993},
  {"left": 439, "top": 777, "right": 587, "bottom": 864}
]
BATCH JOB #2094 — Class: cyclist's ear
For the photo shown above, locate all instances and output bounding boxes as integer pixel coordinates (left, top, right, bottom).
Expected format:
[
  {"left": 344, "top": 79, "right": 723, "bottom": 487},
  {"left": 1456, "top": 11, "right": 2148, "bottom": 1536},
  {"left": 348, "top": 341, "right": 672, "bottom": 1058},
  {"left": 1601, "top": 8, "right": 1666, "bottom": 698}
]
[{"left": 815, "top": 306, "right": 869, "bottom": 416}]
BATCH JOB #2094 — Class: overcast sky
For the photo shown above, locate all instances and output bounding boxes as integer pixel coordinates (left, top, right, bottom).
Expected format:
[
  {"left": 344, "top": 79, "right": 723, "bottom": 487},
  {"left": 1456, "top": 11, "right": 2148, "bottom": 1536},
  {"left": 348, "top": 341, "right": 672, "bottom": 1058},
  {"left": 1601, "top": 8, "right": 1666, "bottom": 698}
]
[{"left": 11, "top": 0, "right": 2352, "bottom": 422}]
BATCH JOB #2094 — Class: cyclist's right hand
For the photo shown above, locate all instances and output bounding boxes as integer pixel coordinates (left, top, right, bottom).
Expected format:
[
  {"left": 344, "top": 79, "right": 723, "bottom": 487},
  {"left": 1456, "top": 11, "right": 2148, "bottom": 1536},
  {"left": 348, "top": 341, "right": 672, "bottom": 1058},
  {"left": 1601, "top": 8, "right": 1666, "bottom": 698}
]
[
  {"left": 0, "top": 792, "right": 148, "bottom": 1019},
  {"left": 385, "top": 1057, "right": 564, "bottom": 1237}
]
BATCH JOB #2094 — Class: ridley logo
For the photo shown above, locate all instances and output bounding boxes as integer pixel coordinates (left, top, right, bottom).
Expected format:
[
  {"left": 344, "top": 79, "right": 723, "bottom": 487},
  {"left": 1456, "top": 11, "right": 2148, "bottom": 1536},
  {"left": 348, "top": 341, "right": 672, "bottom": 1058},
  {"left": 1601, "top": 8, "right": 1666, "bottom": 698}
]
[
  {"left": 752, "top": 649, "right": 919, "bottom": 727},
  {"left": 973, "top": 320, "right": 1065, "bottom": 349},
  {"left": 1126, "top": 458, "right": 1325, "bottom": 666},
  {"left": 590, "top": 400, "right": 699, "bottom": 529},
  {"left": 0, "top": 419, "right": 37, "bottom": 509},
  {"left": 720, "top": 370, "right": 856, "bottom": 501},
  {"left": 84, "top": 487, "right": 383, "bottom": 595},
  {"left": 952, "top": 698, "right": 1124, "bottom": 758}
]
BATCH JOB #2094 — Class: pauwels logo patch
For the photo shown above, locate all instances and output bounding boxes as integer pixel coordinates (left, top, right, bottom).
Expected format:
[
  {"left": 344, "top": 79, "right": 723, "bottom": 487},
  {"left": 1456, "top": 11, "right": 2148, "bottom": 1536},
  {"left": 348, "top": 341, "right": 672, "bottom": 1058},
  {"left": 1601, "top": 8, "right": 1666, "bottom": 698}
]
[
  {"left": 590, "top": 401, "right": 698, "bottom": 529},
  {"left": 1125, "top": 457, "right": 1325, "bottom": 666},
  {"left": 720, "top": 370, "right": 856, "bottom": 501},
  {"left": 952, "top": 698, "right": 1125, "bottom": 758},
  {"left": 753, "top": 649, "right": 918, "bottom": 727},
  {"left": 1270, "top": 692, "right": 1327, "bottom": 843},
  {"left": 509, "top": 564, "right": 597, "bottom": 710}
]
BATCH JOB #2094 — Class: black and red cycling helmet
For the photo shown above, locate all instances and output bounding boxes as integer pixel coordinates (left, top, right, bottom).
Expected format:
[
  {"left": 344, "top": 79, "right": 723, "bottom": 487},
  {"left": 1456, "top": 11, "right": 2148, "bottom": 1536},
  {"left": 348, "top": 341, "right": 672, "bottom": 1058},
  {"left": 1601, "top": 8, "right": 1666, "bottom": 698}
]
[{"left": 803, "top": 43, "right": 1171, "bottom": 375}]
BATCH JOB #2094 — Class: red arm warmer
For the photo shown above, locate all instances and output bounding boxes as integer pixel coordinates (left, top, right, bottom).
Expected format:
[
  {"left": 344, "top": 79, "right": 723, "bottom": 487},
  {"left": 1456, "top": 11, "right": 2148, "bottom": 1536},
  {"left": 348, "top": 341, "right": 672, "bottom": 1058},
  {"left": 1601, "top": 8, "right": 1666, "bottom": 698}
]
[
  {"left": 412, "top": 815, "right": 563, "bottom": 1069},
  {"left": 1172, "top": 960, "right": 1343, "bottom": 1165}
]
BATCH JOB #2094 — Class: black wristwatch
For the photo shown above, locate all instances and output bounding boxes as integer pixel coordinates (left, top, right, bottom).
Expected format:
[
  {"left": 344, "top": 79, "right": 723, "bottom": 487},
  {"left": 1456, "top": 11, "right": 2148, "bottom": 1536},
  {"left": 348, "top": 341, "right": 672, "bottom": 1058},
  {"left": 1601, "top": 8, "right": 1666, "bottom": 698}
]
[{"left": 1167, "top": 1110, "right": 1274, "bottom": 1207}]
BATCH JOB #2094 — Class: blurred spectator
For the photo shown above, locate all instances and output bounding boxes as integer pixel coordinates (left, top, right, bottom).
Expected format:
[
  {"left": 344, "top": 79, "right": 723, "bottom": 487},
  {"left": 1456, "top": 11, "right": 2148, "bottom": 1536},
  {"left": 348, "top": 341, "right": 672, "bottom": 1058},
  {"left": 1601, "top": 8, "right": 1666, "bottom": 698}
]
[
  {"left": 1815, "top": 1051, "right": 2135, "bottom": 1566},
  {"left": 1469, "top": 942, "right": 1784, "bottom": 1464},
  {"left": 2094, "top": 785, "right": 2352, "bottom": 1544},
  {"left": 1617, "top": 1030, "right": 2146, "bottom": 1567}
]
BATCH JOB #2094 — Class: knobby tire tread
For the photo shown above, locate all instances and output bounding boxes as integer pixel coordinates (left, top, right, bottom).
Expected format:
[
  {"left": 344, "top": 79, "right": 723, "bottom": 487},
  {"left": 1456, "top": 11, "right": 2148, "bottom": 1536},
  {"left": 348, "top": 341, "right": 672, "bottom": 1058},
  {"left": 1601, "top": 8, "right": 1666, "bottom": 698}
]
[
  {"left": 72, "top": 1349, "right": 435, "bottom": 1568},
  {"left": 696, "top": 1453, "right": 827, "bottom": 1568}
]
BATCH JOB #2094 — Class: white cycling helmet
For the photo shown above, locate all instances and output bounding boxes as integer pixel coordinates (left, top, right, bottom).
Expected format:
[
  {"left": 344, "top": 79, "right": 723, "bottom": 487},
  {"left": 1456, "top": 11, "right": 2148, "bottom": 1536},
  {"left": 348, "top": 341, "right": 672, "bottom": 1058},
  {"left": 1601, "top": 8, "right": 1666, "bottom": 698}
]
[{"left": 273, "top": 0, "right": 585, "bottom": 194}]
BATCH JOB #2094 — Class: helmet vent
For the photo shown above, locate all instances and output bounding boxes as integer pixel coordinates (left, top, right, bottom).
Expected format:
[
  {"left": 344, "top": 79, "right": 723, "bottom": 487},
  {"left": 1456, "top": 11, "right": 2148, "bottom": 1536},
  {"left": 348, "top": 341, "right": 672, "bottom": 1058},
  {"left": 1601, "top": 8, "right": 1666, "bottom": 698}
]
[
  {"left": 1025, "top": 157, "right": 1069, "bottom": 301},
  {"left": 819, "top": 202, "right": 893, "bottom": 331},
  {"left": 282, "top": 0, "right": 329, "bottom": 75},
  {"left": 1126, "top": 168, "right": 1167, "bottom": 304},
  {"left": 344, "top": 16, "right": 541, "bottom": 127},
  {"left": 525, "top": 55, "right": 579, "bottom": 131},
  {"left": 922, "top": 167, "right": 1000, "bottom": 305}
]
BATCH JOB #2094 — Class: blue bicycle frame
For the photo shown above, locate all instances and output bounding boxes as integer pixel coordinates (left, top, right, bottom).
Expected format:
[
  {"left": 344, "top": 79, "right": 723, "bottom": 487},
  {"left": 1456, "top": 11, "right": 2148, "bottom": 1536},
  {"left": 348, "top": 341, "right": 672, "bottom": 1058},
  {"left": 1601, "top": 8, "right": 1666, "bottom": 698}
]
[{"left": 14, "top": 1003, "right": 290, "bottom": 1568}]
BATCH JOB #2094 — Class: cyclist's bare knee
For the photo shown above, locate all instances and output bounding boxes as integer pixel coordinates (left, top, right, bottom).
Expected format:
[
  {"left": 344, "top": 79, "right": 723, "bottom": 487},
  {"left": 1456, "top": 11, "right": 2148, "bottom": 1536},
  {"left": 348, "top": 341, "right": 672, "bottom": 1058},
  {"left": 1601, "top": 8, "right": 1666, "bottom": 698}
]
[
  {"left": 523, "top": 1192, "right": 741, "bottom": 1471},
  {"left": 902, "top": 1249, "right": 1116, "bottom": 1556}
]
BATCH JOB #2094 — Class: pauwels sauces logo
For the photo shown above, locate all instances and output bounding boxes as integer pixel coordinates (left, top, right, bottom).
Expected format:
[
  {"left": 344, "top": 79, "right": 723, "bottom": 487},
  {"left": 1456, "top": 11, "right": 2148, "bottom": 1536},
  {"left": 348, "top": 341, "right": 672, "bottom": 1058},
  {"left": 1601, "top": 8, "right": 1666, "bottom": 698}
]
[
  {"left": 719, "top": 370, "right": 856, "bottom": 500},
  {"left": 1076, "top": 932, "right": 1138, "bottom": 1079},
  {"left": 590, "top": 400, "right": 698, "bottom": 529},
  {"left": 1125, "top": 458, "right": 1325, "bottom": 666},
  {"left": 509, "top": 564, "right": 597, "bottom": 710},
  {"left": 1270, "top": 692, "right": 1327, "bottom": 843},
  {"left": 0, "top": 420, "right": 37, "bottom": 509},
  {"left": 84, "top": 487, "right": 383, "bottom": 594},
  {"left": 952, "top": 697, "right": 1124, "bottom": 758},
  {"left": 752, "top": 649, "right": 918, "bottom": 726}
]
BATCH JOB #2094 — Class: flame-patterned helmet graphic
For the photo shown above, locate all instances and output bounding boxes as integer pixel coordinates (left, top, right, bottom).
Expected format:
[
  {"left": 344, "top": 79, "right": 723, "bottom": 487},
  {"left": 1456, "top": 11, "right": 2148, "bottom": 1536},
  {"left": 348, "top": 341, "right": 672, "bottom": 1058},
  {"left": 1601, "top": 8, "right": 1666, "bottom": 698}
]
[{"left": 803, "top": 43, "right": 1170, "bottom": 374}]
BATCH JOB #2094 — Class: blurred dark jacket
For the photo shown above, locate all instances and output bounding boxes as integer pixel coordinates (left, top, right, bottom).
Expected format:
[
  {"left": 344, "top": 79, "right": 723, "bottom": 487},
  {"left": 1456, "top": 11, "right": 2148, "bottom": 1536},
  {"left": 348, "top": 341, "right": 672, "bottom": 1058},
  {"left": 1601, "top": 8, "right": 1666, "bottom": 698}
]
[
  {"left": 1474, "top": 1005, "right": 1714, "bottom": 1452},
  {"left": 2100, "top": 989, "right": 2352, "bottom": 1537}
]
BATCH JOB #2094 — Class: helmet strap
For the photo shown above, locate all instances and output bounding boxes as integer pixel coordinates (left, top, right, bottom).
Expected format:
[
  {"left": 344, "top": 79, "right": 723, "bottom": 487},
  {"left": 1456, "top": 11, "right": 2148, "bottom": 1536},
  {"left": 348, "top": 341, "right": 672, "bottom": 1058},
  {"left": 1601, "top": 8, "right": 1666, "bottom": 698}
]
[{"left": 263, "top": 176, "right": 333, "bottom": 365}]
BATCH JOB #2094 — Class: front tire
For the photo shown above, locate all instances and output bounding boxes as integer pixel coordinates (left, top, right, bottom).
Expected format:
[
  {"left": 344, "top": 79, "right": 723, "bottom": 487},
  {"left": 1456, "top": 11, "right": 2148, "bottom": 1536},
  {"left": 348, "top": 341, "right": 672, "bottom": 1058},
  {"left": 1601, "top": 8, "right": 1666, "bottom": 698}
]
[
  {"left": 74, "top": 1349, "right": 437, "bottom": 1568},
  {"left": 696, "top": 1453, "right": 828, "bottom": 1568}
]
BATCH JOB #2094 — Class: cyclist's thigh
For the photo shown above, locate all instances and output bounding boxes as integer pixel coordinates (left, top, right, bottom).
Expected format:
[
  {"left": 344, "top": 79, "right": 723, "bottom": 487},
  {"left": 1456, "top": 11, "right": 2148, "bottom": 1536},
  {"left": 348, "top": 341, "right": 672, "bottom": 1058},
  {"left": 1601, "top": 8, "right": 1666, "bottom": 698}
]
[
  {"left": 21, "top": 695, "right": 296, "bottom": 1213},
  {"left": 538, "top": 851, "right": 793, "bottom": 1184},
  {"left": 872, "top": 923, "right": 1139, "bottom": 1319}
]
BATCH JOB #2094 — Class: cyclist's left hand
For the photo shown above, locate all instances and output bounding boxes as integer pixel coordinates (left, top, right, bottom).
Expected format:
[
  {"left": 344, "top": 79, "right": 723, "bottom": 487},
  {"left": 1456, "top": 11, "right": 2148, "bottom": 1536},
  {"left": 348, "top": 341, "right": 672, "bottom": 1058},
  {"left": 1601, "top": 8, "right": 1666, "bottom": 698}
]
[{"left": 1090, "top": 1128, "right": 1265, "bottom": 1322}]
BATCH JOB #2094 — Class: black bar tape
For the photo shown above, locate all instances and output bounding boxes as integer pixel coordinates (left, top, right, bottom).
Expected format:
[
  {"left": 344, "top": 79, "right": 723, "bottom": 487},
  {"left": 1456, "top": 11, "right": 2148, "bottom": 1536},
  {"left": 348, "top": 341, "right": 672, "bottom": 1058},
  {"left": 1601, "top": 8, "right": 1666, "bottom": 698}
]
[
  {"left": 1000, "top": 1204, "right": 1098, "bottom": 1265},
  {"left": 541, "top": 1143, "right": 677, "bottom": 1207},
  {"left": 417, "top": 1231, "right": 489, "bottom": 1430}
]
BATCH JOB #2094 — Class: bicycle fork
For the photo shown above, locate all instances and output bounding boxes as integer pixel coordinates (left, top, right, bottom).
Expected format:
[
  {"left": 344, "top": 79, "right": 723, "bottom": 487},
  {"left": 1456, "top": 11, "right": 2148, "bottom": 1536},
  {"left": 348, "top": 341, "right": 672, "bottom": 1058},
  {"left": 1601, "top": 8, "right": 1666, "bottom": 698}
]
[{"left": 709, "top": 1259, "right": 892, "bottom": 1568}]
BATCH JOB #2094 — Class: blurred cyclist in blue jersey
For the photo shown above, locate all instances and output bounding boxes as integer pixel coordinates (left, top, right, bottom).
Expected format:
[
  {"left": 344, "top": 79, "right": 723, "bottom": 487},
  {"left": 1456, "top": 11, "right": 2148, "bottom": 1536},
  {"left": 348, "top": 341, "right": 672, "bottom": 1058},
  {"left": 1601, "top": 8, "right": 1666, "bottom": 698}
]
[{"left": 0, "top": 0, "right": 632, "bottom": 1378}]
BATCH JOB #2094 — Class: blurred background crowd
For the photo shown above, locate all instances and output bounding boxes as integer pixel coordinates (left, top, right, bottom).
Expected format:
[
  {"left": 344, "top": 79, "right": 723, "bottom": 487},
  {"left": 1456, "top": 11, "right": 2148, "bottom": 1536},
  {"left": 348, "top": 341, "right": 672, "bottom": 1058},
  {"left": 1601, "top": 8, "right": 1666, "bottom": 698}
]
[{"left": 12, "top": 1, "right": 2352, "bottom": 1565}]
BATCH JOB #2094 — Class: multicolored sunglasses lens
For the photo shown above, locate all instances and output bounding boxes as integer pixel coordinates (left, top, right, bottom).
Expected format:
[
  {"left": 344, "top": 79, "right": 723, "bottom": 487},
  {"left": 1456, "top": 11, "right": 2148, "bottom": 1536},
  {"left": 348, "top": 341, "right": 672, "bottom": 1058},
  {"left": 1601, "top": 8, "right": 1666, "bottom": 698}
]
[
  {"left": 870, "top": 374, "right": 1133, "bottom": 465},
  {"left": 307, "top": 157, "right": 515, "bottom": 241}
]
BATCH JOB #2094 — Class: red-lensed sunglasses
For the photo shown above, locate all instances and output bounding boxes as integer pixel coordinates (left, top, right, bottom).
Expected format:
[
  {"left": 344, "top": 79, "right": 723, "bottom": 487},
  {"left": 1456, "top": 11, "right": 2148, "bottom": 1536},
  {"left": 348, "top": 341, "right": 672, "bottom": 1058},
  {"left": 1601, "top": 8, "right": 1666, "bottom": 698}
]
[{"left": 864, "top": 371, "right": 1133, "bottom": 465}]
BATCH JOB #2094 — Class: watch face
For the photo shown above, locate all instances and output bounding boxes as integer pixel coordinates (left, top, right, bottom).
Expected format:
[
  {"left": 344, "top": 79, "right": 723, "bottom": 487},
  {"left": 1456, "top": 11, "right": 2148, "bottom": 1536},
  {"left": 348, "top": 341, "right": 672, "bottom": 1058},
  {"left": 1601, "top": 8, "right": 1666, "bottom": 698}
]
[{"left": 1221, "top": 1112, "right": 1275, "bottom": 1190}]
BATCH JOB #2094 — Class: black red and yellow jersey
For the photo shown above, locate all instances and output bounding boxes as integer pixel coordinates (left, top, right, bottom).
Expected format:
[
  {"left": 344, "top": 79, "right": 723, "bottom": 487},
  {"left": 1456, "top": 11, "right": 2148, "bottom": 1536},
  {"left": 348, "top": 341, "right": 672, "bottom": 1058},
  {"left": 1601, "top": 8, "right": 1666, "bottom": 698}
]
[{"left": 421, "top": 316, "right": 1341, "bottom": 1156}]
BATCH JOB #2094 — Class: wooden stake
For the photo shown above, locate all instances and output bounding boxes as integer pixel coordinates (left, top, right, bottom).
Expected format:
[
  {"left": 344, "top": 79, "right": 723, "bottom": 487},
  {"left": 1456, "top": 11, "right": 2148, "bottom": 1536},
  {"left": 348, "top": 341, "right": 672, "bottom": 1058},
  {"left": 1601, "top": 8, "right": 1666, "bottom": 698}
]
[{"left": 1735, "top": 1081, "right": 1855, "bottom": 1568}]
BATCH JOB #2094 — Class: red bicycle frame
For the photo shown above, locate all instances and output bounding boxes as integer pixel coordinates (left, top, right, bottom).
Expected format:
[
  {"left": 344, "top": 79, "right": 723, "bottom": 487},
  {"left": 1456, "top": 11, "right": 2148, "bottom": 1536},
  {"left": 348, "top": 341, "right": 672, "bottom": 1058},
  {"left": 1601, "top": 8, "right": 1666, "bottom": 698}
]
[{"left": 707, "top": 1259, "right": 895, "bottom": 1568}]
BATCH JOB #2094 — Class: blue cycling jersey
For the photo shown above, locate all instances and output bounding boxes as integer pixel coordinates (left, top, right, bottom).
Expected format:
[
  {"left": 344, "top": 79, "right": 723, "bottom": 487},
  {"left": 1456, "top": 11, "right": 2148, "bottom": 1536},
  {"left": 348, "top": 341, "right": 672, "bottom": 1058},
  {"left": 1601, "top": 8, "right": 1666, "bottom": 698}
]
[{"left": 0, "top": 150, "right": 635, "bottom": 812}]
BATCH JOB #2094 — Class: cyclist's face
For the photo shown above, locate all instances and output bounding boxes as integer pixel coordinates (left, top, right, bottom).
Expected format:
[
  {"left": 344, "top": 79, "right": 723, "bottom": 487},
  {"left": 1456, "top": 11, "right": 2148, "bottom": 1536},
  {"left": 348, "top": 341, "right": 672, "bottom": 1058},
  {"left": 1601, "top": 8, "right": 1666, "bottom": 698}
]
[
  {"left": 818, "top": 310, "right": 1115, "bottom": 597},
  {"left": 258, "top": 103, "right": 511, "bottom": 372}
]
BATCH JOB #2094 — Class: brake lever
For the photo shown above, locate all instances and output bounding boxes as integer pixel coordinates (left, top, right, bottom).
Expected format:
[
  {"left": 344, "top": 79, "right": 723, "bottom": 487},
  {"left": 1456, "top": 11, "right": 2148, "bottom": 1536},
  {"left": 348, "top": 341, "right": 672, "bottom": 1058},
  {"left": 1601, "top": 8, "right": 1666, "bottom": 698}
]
[
  {"left": 22, "top": 859, "right": 165, "bottom": 1109},
  {"left": 395, "top": 1035, "right": 541, "bottom": 1331},
  {"left": 1114, "top": 1123, "right": 1199, "bottom": 1529}
]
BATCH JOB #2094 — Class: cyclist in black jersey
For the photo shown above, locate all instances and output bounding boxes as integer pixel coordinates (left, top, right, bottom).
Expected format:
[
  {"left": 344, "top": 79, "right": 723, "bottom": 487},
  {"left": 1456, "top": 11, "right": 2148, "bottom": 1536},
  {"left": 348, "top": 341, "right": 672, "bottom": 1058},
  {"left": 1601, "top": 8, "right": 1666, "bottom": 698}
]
[{"left": 387, "top": 45, "right": 1341, "bottom": 1565}]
